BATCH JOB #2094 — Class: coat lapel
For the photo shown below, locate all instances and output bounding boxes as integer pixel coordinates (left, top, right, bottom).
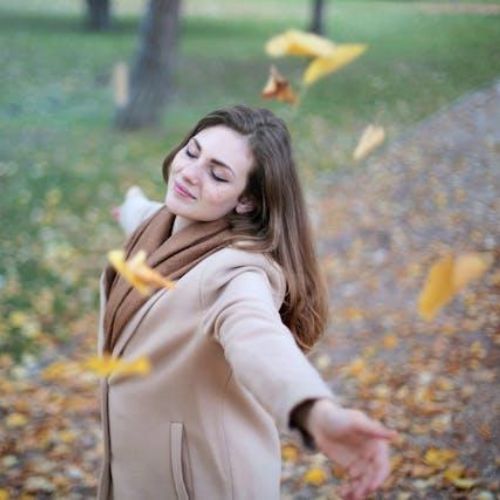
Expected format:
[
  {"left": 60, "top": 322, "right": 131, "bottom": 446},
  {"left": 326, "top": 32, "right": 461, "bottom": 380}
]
[{"left": 97, "top": 271, "right": 169, "bottom": 360}]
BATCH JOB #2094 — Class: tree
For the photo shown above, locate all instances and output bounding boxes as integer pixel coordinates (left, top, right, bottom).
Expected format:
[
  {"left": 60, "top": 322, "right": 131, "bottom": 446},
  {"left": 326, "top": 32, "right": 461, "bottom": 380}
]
[
  {"left": 115, "top": 0, "right": 182, "bottom": 130},
  {"left": 85, "top": 0, "right": 111, "bottom": 32},
  {"left": 309, "top": 0, "right": 326, "bottom": 35}
]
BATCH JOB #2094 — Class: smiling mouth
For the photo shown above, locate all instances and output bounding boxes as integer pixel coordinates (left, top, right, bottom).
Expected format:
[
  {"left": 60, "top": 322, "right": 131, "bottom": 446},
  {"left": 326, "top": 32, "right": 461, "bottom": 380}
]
[{"left": 173, "top": 181, "right": 196, "bottom": 199}]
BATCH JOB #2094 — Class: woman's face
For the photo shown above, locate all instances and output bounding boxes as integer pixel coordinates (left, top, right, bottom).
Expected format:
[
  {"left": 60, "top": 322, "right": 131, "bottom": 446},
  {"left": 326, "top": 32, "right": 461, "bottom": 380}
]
[{"left": 164, "top": 125, "right": 255, "bottom": 222}]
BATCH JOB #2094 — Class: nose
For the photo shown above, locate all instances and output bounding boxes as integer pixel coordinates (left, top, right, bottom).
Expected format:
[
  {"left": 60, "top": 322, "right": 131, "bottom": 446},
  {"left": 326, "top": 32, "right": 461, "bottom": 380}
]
[{"left": 179, "top": 159, "right": 202, "bottom": 186}]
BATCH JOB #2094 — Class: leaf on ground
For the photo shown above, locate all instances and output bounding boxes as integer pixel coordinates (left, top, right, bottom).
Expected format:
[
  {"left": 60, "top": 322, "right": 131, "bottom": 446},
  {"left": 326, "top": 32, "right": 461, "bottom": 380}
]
[
  {"left": 303, "top": 466, "right": 328, "bottom": 486},
  {"left": 424, "top": 448, "right": 458, "bottom": 468}
]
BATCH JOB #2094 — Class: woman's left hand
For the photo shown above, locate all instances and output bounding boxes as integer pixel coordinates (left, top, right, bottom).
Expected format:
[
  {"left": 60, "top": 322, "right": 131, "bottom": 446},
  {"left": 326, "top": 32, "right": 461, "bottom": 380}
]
[{"left": 307, "top": 398, "right": 398, "bottom": 500}]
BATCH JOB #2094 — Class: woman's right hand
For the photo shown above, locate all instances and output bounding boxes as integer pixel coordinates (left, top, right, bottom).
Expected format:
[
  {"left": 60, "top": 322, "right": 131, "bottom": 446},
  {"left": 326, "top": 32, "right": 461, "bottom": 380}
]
[{"left": 110, "top": 185, "right": 145, "bottom": 222}]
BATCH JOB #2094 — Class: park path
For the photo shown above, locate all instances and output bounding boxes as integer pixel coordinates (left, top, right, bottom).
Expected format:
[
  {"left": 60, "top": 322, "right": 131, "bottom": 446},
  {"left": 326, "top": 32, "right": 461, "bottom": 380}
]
[
  {"left": 280, "top": 80, "right": 499, "bottom": 498},
  {"left": 1, "top": 81, "right": 498, "bottom": 499}
]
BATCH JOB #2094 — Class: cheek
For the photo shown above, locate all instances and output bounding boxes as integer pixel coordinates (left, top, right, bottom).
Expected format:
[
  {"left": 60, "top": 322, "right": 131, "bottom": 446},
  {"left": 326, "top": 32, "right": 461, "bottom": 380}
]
[{"left": 203, "top": 184, "right": 239, "bottom": 209}]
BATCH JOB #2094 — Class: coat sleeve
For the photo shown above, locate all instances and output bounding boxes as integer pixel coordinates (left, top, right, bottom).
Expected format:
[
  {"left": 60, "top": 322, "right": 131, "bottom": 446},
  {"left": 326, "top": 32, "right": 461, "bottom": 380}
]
[
  {"left": 117, "top": 187, "right": 163, "bottom": 236},
  {"left": 201, "top": 254, "right": 338, "bottom": 450}
]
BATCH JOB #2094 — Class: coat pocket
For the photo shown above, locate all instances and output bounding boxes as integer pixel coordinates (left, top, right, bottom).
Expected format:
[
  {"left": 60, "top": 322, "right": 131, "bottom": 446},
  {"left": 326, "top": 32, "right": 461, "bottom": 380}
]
[{"left": 170, "top": 422, "right": 192, "bottom": 500}]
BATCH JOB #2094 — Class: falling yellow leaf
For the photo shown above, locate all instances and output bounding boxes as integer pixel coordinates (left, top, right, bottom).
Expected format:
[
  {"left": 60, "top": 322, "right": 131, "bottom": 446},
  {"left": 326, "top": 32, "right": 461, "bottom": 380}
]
[
  {"left": 6, "top": 413, "right": 28, "bottom": 428},
  {"left": 353, "top": 124, "right": 386, "bottom": 161},
  {"left": 0, "top": 489, "right": 9, "bottom": 500},
  {"left": 265, "top": 29, "right": 336, "bottom": 58},
  {"left": 418, "top": 252, "right": 493, "bottom": 321},
  {"left": 108, "top": 249, "right": 175, "bottom": 296},
  {"left": 281, "top": 443, "right": 299, "bottom": 462},
  {"left": 82, "top": 353, "right": 152, "bottom": 378},
  {"left": 418, "top": 255, "right": 455, "bottom": 321},
  {"left": 261, "top": 65, "right": 298, "bottom": 105},
  {"left": 303, "top": 466, "right": 328, "bottom": 486},
  {"left": 424, "top": 448, "right": 457, "bottom": 468},
  {"left": 452, "top": 252, "right": 493, "bottom": 290},
  {"left": 303, "top": 44, "right": 368, "bottom": 86}
]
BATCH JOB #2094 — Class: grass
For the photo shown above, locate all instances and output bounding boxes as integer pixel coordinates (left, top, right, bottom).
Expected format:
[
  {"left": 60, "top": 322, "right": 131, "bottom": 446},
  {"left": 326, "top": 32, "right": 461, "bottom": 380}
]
[{"left": 1, "top": 0, "right": 499, "bottom": 362}]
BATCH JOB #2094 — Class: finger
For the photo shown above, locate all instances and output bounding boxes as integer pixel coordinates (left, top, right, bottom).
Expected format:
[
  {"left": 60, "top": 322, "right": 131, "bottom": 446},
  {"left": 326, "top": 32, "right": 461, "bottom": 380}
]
[
  {"left": 353, "top": 461, "right": 377, "bottom": 499},
  {"left": 356, "top": 416, "right": 398, "bottom": 441},
  {"left": 368, "top": 443, "right": 391, "bottom": 492},
  {"left": 347, "top": 457, "right": 370, "bottom": 481}
]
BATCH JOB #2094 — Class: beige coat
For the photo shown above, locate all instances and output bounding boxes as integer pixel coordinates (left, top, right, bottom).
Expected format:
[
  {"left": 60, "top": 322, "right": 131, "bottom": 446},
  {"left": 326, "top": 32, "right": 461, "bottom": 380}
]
[{"left": 96, "top": 194, "right": 337, "bottom": 500}]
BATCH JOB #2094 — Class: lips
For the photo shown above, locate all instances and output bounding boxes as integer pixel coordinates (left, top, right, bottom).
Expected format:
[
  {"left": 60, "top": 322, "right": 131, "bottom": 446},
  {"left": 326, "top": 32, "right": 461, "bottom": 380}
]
[{"left": 173, "top": 181, "right": 196, "bottom": 199}]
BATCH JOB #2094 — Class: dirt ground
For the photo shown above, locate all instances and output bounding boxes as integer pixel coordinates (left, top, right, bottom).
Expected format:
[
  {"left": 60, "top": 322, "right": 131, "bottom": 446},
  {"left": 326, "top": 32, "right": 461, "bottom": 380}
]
[{"left": 280, "top": 80, "right": 500, "bottom": 498}]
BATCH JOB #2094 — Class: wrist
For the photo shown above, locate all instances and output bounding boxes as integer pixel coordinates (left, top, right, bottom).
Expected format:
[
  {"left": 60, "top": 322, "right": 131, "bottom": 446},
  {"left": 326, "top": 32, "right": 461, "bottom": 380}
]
[{"left": 307, "top": 398, "right": 341, "bottom": 437}]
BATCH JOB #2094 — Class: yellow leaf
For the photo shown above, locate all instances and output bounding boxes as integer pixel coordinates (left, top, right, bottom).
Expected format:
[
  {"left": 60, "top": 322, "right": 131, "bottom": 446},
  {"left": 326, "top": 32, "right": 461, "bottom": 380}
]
[
  {"left": 6, "top": 413, "right": 28, "bottom": 428},
  {"left": 452, "top": 252, "right": 493, "bottom": 291},
  {"left": 418, "top": 255, "right": 455, "bottom": 321},
  {"left": 8, "top": 311, "right": 28, "bottom": 328},
  {"left": 424, "top": 448, "right": 457, "bottom": 468},
  {"left": 58, "top": 430, "right": 77, "bottom": 443},
  {"left": 382, "top": 334, "right": 398, "bottom": 349},
  {"left": 353, "top": 124, "right": 386, "bottom": 161},
  {"left": 0, "top": 489, "right": 9, "bottom": 500},
  {"left": 281, "top": 443, "right": 299, "bottom": 462},
  {"left": 82, "top": 354, "right": 151, "bottom": 378},
  {"left": 443, "top": 466, "right": 478, "bottom": 489},
  {"left": 261, "top": 65, "right": 298, "bottom": 105},
  {"left": 303, "top": 466, "right": 328, "bottom": 486},
  {"left": 418, "top": 252, "right": 493, "bottom": 321},
  {"left": 265, "top": 29, "right": 336, "bottom": 58},
  {"left": 118, "top": 356, "right": 152, "bottom": 376},
  {"left": 303, "top": 44, "right": 368, "bottom": 86},
  {"left": 108, "top": 249, "right": 175, "bottom": 297},
  {"left": 341, "top": 357, "right": 366, "bottom": 377}
]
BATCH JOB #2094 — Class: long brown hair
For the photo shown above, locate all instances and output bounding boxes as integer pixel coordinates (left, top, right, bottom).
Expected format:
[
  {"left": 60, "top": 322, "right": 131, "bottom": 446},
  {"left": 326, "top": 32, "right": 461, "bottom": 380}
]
[{"left": 162, "top": 105, "right": 328, "bottom": 353}]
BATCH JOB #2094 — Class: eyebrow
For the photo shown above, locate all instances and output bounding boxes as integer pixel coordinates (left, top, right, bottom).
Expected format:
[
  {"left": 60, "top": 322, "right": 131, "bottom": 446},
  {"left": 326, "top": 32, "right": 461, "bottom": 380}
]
[{"left": 192, "top": 138, "right": 234, "bottom": 175}]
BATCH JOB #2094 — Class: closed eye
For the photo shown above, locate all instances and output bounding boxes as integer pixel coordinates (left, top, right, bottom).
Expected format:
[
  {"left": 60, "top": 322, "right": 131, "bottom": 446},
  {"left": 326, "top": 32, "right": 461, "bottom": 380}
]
[{"left": 211, "top": 171, "right": 229, "bottom": 183}]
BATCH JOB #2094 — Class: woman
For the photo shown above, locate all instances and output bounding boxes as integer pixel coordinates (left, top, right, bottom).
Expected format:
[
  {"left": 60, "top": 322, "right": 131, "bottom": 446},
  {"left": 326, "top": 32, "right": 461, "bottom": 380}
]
[{"left": 97, "top": 105, "right": 397, "bottom": 500}]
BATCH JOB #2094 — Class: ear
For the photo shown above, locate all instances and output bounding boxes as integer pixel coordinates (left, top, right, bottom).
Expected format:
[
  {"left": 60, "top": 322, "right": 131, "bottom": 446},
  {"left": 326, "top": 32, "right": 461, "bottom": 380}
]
[{"left": 235, "top": 196, "right": 255, "bottom": 215}]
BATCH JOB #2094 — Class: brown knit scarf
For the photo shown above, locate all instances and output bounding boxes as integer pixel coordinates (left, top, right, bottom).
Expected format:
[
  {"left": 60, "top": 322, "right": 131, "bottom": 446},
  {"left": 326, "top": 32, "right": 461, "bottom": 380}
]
[{"left": 102, "top": 205, "right": 234, "bottom": 354}]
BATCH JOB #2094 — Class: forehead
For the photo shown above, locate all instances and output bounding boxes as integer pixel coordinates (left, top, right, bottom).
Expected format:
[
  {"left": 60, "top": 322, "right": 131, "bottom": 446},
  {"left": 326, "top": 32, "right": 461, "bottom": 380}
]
[{"left": 193, "top": 125, "right": 253, "bottom": 174}]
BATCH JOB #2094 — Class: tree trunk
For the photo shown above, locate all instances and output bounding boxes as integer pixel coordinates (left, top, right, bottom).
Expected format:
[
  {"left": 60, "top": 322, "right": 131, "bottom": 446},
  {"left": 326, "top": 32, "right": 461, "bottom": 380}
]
[
  {"left": 309, "top": 0, "right": 326, "bottom": 35},
  {"left": 86, "top": 0, "right": 111, "bottom": 32},
  {"left": 115, "top": 0, "right": 181, "bottom": 130}
]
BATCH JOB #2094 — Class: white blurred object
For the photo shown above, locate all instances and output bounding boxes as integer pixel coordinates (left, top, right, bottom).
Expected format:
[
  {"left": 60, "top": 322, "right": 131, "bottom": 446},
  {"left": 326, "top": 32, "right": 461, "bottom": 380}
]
[
  {"left": 353, "top": 124, "right": 386, "bottom": 161},
  {"left": 117, "top": 186, "right": 163, "bottom": 235},
  {"left": 113, "top": 62, "right": 129, "bottom": 108}
]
